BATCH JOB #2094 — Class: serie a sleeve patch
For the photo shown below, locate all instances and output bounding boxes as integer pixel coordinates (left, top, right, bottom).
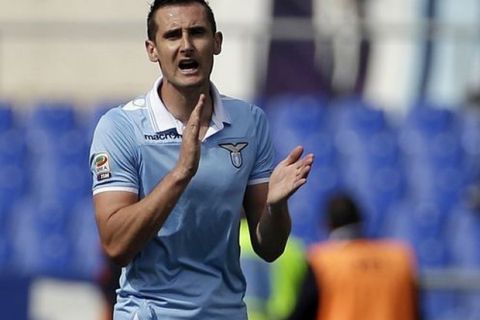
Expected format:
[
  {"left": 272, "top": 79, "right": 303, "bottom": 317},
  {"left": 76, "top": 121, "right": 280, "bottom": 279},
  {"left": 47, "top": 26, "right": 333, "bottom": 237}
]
[{"left": 94, "top": 152, "right": 112, "bottom": 181}]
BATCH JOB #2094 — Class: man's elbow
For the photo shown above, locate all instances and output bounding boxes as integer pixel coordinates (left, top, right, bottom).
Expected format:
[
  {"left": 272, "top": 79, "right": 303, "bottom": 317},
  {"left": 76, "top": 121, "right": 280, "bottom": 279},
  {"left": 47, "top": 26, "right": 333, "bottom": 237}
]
[
  {"left": 255, "top": 246, "right": 285, "bottom": 263},
  {"left": 102, "top": 243, "right": 133, "bottom": 267}
]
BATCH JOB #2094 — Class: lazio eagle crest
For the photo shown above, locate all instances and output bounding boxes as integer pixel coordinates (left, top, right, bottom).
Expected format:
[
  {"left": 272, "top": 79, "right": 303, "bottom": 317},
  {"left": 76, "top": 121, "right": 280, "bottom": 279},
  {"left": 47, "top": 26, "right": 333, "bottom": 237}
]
[{"left": 219, "top": 142, "right": 248, "bottom": 168}]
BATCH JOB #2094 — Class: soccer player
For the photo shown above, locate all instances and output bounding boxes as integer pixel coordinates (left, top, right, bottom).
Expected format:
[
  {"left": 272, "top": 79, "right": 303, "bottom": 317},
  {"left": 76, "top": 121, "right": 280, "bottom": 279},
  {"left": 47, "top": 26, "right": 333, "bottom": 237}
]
[{"left": 89, "top": 0, "right": 314, "bottom": 319}]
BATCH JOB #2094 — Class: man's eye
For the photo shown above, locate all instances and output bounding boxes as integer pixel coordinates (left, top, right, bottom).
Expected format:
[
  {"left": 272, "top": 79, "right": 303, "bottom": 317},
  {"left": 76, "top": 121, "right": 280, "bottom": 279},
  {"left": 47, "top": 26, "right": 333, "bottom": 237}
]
[
  {"left": 164, "top": 31, "right": 181, "bottom": 39},
  {"left": 190, "top": 28, "right": 206, "bottom": 36}
]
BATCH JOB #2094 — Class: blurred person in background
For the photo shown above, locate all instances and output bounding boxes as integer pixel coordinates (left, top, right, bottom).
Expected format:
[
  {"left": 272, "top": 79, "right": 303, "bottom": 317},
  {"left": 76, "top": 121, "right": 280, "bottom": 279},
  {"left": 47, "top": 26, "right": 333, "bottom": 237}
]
[
  {"left": 288, "top": 192, "right": 421, "bottom": 320},
  {"left": 89, "top": 0, "right": 314, "bottom": 319},
  {"left": 98, "top": 258, "right": 121, "bottom": 320},
  {"left": 239, "top": 211, "right": 307, "bottom": 320}
]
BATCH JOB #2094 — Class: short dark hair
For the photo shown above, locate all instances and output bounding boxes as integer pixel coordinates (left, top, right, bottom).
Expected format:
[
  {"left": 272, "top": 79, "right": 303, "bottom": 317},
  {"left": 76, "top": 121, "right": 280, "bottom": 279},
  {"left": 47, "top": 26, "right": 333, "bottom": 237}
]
[
  {"left": 147, "top": 0, "right": 217, "bottom": 41},
  {"left": 326, "top": 193, "right": 362, "bottom": 230}
]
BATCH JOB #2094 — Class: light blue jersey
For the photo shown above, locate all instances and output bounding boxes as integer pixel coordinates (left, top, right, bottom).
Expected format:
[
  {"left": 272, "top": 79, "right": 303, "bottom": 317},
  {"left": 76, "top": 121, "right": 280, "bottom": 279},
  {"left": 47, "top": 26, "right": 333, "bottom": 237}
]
[{"left": 90, "top": 78, "right": 275, "bottom": 320}]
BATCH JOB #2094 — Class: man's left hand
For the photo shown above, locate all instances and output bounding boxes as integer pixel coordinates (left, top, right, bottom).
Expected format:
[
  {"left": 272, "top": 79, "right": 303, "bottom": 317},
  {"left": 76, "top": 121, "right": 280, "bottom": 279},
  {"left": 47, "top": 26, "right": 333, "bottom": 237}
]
[{"left": 267, "top": 146, "right": 314, "bottom": 206}]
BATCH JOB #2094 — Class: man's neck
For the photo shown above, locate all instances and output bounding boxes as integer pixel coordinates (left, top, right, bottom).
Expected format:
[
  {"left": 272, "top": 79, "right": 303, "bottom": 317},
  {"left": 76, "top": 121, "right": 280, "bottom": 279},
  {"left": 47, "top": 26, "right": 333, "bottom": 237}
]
[{"left": 159, "top": 81, "right": 213, "bottom": 125}]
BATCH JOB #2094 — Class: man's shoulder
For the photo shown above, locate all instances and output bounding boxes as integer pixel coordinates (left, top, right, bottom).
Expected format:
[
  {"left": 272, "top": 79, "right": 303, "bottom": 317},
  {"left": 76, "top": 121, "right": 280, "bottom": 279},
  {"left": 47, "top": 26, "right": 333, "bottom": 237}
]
[
  {"left": 94, "top": 95, "right": 150, "bottom": 141},
  {"left": 100, "top": 96, "right": 147, "bottom": 125},
  {"left": 220, "top": 95, "right": 266, "bottom": 120},
  {"left": 221, "top": 94, "right": 252, "bottom": 109}
]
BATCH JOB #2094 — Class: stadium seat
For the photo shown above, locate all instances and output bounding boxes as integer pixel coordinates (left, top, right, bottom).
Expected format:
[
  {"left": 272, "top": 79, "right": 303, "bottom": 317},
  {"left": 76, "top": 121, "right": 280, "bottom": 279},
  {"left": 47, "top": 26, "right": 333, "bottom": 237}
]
[
  {"left": 384, "top": 200, "right": 450, "bottom": 268},
  {"left": 405, "top": 103, "right": 458, "bottom": 135},
  {"left": 0, "top": 164, "right": 28, "bottom": 213},
  {"left": 445, "top": 205, "right": 480, "bottom": 267},
  {"left": 399, "top": 105, "right": 464, "bottom": 174},
  {"left": 28, "top": 101, "right": 77, "bottom": 131},
  {"left": 405, "top": 163, "right": 468, "bottom": 211},
  {"left": 0, "top": 235, "right": 13, "bottom": 272},
  {"left": 9, "top": 199, "right": 75, "bottom": 278},
  {"left": 266, "top": 94, "right": 329, "bottom": 133},
  {"left": 24, "top": 110, "right": 90, "bottom": 205},
  {"left": 0, "top": 101, "right": 14, "bottom": 133},
  {"left": 265, "top": 94, "right": 334, "bottom": 168},
  {"left": 0, "top": 274, "right": 30, "bottom": 320},
  {"left": 69, "top": 198, "right": 105, "bottom": 280},
  {"left": 422, "top": 291, "right": 458, "bottom": 320},
  {"left": 331, "top": 97, "right": 388, "bottom": 135},
  {"left": 459, "top": 108, "right": 480, "bottom": 183},
  {"left": 0, "top": 129, "right": 27, "bottom": 166}
]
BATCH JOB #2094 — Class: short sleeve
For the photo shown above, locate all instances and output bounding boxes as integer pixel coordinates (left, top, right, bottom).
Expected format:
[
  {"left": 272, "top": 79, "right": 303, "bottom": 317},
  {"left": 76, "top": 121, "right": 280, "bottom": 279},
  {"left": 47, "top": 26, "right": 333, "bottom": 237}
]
[
  {"left": 89, "top": 109, "right": 139, "bottom": 195},
  {"left": 248, "top": 106, "right": 275, "bottom": 185}
]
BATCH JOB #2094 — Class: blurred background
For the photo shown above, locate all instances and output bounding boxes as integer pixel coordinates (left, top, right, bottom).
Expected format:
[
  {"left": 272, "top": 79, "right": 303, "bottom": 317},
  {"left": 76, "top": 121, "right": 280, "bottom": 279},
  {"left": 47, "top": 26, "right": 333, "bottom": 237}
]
[{"left": 1, "top": 0, "right": 480, "bottom": 319}]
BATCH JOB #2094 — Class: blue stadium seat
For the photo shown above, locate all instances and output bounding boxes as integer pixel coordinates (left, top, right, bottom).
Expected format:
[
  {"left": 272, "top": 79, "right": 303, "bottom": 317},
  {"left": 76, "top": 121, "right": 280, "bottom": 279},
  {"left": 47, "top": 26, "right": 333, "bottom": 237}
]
[
  {"left": 29, "top": 101, "right": 77, "bottom": 131},
  {"left": 405, "top": 103, "right": 458, "bottom": 135},
  {"left": 0, "top": 274, "right": 30, "bottom": 320},
  {"left": 24, "top": 108, "right": 90, "bottom": 205},
  {"left": 289, "top": 176, "right": 336, "bottom": 244},
  {"left": 459, "top": 109, "right": 480, "bottom": 183},
  {"left": 399, "top": 104, "right": 463, "bottom": 171},
  {"left": 422, "top": 291, "right": 458, "bottom": 320},
  {"left": 365, "top": 130, "right": 401, "bottom": 167},
  {"left": 290, "top": 191, "right": 324, "bottom": 244},
  {"left": 0, "top": 164, "right": 28, "bottom": 213},
  {"left": 0, "top": 129, "right": 27, "bottom": 166},
  {"left": 330, "top": 99, "right": 394, "bottom": 164},
  {"left": 0, "top": 236, "right": 13, "bottom": 272},
  {"left": 29, "top": 160, "right": 90, "bottom": 206},
  {"left": 354, "top": 166, "right": 406, "bottom": 237},
  {"left": 331, "top": 98, "right": 389, "bottom": 135},
  {"left": 69, "top": 198, "right": 104, "bottom": 280},
  {"left": 384, "top": 200, "right": 450, "bottom": 268},
  {"left": 0, "top": 101, "right": 15, "bottom": 133},
  {"left": 9, "top": 199, "right": 75, "bottom": 278},
  {"left": 445, "top": 205, "right": 480, "bottom": 267},
  {"left": 265, "top": 95, "right": 333, "bottom": 167},
  {"left": 25, "top": 102, "right": 86, "bottom": 160},
  {"left": 459, "top": 293, "right": 480, "bottom": 320},
  {"left": 265, "top": 94, "right": 328, "bottom": 132},
  {"left": 406, "top": 164, "right": 468, "bottom": 211}
]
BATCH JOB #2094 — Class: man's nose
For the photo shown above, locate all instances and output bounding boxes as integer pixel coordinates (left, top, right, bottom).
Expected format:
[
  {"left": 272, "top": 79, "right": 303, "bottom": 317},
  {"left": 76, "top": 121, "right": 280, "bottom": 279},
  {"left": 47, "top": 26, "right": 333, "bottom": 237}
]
[{"left": 180, "top": 33, "right": 193, "bottom": 53}]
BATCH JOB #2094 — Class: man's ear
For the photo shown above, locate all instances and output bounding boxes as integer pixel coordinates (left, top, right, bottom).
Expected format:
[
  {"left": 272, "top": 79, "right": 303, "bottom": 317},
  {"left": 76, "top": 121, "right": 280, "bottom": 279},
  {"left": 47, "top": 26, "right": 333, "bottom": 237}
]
[
  {"left": 145, "top": 40, "right": 159, "bottom": 62},
  {"left": 213, "top": 32, "right": 223, "bottom": 55}
]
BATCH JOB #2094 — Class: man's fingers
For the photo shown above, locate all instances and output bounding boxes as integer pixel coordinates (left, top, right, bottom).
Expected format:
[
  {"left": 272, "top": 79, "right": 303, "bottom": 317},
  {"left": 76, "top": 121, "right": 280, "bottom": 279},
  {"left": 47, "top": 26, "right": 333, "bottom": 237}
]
[
  {"left": 186, "top": 94, "right": 206, "bottom": 140},
  {"left": 192, "top": 94, "right": 206, "bottom": 119},
  {"left": 299, "top": 164, "right": 312, "bottom": 179},
  {"left": 283, "top": 146, "right": 304, "bottom": 165},
  {"left": 294, "top": 153, "right": 314, "bottom": 169}
]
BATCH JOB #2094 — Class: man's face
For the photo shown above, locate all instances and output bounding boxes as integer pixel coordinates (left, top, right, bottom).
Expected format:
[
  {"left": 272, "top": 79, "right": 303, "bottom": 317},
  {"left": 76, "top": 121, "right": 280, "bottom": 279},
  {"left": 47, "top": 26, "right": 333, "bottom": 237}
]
[{"left": 146, "top": 3, "right": 222, "bottom": 90}]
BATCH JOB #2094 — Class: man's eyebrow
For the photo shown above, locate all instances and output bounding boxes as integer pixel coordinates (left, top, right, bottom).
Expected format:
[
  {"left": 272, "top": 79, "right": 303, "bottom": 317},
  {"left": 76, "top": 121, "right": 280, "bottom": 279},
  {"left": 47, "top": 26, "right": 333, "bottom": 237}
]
[
  {"left": 188, "top": 25, "right": 208, "bottom": 33},
  {"left": 162, "top": 28, "right": 182, "bottom": 38}
]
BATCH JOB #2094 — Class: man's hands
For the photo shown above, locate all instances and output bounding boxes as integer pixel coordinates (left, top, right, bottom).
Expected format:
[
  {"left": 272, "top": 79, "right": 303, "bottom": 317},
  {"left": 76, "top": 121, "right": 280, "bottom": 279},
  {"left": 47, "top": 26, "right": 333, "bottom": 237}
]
[
  {"left": 267, "top": 146, "right": 314, "bottom": 206},
  {"left": 174, "top": 94, "right": 206, "bottom": 181}
]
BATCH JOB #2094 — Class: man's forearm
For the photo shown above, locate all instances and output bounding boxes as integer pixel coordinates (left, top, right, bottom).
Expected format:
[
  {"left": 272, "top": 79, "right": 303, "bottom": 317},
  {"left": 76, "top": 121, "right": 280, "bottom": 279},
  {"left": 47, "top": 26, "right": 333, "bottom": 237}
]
[
  {"left": 255, "top": 201, "right": 292, "bottom": 262},
  {"left": 98, "top": 166, "right": 192, "bottom": 266}
]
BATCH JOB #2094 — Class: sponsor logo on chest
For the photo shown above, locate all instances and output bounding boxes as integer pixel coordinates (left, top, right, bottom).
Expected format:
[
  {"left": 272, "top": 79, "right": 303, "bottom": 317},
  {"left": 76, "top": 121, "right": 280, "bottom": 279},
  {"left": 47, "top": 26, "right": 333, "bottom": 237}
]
[{"left": 144, "top": 128, "right": 181, "bottom": 143}]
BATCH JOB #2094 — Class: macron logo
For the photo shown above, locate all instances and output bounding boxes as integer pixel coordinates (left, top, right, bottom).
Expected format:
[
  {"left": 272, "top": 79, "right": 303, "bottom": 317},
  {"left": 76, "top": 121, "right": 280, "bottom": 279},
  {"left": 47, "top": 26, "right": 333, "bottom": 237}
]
[{"left": 144, "top": 128, "right": 181, "bottom": 142}]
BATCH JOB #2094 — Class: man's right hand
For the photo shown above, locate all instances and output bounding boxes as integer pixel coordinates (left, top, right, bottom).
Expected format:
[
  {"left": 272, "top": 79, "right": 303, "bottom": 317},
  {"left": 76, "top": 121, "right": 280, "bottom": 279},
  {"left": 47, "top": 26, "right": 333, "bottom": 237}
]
[{"left": 174, "top": 94, "right": 206, "bottom": 180}]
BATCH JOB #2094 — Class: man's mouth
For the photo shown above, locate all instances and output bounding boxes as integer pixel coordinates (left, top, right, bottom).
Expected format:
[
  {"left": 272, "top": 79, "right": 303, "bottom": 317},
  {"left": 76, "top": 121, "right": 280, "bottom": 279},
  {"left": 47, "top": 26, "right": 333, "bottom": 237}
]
[{"left": 178, "top": 59, "right": 199, "bottom": 73}]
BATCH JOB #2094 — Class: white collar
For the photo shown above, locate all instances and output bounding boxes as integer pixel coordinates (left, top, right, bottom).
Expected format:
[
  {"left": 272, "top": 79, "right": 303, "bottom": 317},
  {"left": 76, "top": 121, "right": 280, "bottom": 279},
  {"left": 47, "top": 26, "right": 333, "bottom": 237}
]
[
  {"left": 146, "top": 77, "right": 231, "bottom": 140},
  {"left": 328, "top": 223, "right": 363, "bottom": 241}
]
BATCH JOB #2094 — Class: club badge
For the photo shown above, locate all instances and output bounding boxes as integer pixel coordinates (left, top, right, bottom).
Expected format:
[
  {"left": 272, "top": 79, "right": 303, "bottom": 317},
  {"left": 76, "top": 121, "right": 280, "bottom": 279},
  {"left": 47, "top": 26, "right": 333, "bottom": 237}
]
[{"left": 219, "top": 143, "right": 248, "bottom": 168}]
